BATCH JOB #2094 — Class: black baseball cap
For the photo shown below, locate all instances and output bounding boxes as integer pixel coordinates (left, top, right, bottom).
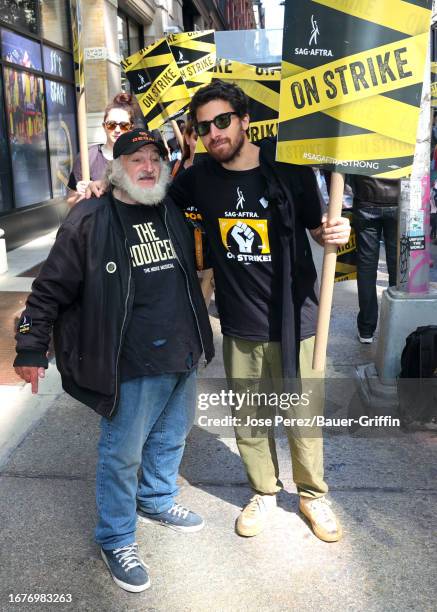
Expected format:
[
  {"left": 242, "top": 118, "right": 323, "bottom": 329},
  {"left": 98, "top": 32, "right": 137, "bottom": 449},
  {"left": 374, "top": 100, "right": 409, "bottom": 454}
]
[{"left": 113, "top": 128, "right": 167, "bottom": 159}]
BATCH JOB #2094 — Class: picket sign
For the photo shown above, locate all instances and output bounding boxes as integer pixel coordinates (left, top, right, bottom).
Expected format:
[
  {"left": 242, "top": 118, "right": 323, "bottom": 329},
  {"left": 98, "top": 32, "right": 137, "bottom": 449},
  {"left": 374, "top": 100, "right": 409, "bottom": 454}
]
[{"left": 277, "top": 0, "right": 432, "bottom": 371}]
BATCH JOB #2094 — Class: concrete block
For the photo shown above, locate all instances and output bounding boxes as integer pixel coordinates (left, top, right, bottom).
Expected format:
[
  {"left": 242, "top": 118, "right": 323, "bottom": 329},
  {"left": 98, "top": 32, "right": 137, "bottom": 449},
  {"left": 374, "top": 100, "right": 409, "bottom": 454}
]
[
  {"left": 356, "top": 363, "right": 399, "bottom": 417},
  {"left": 375, "top": 287, "right": 437, "bottom": 381}
]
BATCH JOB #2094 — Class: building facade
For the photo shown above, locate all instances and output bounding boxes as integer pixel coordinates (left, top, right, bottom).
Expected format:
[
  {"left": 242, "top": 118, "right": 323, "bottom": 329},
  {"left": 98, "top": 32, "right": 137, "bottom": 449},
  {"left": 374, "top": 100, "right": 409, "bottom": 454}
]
[
  {"left": 225, "top": 0, "right": 259, "bottom": 30},
  {"left": 0, "top": 0, "right": 79, "bottom": 249},
  {"left": 0, "top": 0, "right": 258, "bottom": 250}
]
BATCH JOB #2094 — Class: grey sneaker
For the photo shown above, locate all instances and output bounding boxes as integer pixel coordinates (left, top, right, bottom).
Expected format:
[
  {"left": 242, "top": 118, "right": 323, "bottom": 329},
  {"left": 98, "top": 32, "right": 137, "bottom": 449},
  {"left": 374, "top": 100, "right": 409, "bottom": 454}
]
[
  {"left": 137, "top": 502, "right": 204, "bottom": 532},
  {"left": 101, "top": 543, "right": 150, "bottom": 592}
]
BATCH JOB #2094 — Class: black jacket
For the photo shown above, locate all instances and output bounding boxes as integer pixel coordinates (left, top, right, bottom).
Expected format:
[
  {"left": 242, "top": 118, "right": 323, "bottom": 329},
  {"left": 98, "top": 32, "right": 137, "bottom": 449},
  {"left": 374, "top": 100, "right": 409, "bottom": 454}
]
[
  {"left": 257, "top": 138, "right": 321, "bottom": 379},
  {"left": 348, "top": 176, "right": 400, "bottom": 207},
  {"left": 14, "top": 191, "right": 214, "bottom": 418}
]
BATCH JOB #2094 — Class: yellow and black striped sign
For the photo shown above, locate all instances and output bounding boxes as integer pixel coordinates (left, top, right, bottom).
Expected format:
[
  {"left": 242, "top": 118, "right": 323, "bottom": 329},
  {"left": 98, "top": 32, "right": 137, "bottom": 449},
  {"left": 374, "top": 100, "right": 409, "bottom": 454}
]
[
  {"left": 167, "top": 30, "right": 216, "bottom": 98},
  {"left": 431, "top": 61, "right": 437, "bottom": 108},
  {"left": 122, "top": 38, "right": 190, "bottom": 130},
  {"left": 195, "top": 58, "right": 281, "bottom": 154},
  {"left": 70, "top": 0, "right": 84, "bottom": 94},
  {"left": 212, "top": 59, "right": 281, "bottom": 142},
  {"left": 277, "top": 0, "right": 432, "bottom": 178},
  {"left": 335, "top": 211, "right": 356, "bottom": 282}
]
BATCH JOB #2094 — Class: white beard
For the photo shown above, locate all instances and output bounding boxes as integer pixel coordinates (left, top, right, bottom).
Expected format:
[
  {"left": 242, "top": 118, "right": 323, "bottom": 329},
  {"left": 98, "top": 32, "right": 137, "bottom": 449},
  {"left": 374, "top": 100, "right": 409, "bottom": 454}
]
[{"left": 108, "top": 158, "right": 171, "bottom": 206}]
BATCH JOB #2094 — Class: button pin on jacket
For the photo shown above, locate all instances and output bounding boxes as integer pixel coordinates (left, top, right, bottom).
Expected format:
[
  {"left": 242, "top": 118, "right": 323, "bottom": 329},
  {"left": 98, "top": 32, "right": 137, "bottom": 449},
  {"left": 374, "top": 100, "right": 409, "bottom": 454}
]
[{"left": 106, "top": 262, "right": 117, "bottom": 274}]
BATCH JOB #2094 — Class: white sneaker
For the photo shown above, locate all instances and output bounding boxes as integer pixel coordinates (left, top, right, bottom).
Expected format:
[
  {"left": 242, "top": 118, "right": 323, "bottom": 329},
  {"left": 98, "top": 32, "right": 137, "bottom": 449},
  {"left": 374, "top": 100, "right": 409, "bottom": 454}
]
[
  {"left": 236, "top": 494, "right": 277, "bottom": 537},
  {"left": 299, "top": 497, "right": 343, "bottom": 542},
  {"left": 358, "top": 334, "right": 373, "bottom": 344}
]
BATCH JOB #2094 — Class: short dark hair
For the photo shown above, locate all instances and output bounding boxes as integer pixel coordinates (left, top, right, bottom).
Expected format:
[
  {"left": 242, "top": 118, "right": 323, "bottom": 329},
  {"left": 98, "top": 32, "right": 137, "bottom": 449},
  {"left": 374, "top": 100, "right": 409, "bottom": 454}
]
[{"left": 189, "top": 80, "right": 249, "bottom": 122}]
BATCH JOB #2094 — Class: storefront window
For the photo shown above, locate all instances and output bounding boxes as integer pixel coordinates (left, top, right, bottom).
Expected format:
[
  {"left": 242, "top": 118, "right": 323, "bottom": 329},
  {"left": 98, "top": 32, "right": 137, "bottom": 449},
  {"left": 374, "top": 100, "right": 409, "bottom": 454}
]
[
  {"left": 117, "top": 14, "right": 129, "bottom": 60},
  {"left": 45, "top": 79, "right": 77, "bottom": 197},
  {"left": 118, "top": 11, "right": 143, "bottom": 92},
  {"left": 40, "top": 0, "right": 70, "bottom": 49},
  {"left": 43, "top": 45, "right": 73, "bottom": 81},
  {"left": 1, "top": 28, "right": 42, "bottom": 70},
  {"left": 0, "top": 73, "right": 13, "bottom": 212},
  {"left": 0, "top": 12, "right": 76, "bottom": 222},
  {"left": 0, "top": 0, "right": 39, "bottom": 35},
  {"left": 129, "top": 20, "right": 141, "bottom": 55},
  {"left": 3, "top": 67, "right": 51, "bottom": 207}
]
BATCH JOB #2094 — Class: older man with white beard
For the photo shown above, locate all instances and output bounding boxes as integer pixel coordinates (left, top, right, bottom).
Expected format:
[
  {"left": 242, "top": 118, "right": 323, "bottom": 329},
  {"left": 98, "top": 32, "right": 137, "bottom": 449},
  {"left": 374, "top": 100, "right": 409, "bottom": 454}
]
[{"left": 13, "top": 129, "right": 214, "bottom": 593}]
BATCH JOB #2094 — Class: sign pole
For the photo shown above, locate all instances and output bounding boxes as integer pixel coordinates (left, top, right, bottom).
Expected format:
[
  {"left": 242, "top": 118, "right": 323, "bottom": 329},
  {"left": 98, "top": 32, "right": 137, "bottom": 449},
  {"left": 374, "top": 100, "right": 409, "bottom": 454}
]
[
  {"left": 171, "top": 120, "right": 184, "bottom": 151},
  {"left": 77, "top": 93, "right": 90, "bottom": 183},
  {"left": 312, "top": 172, "right": 345, "bottom": 371}
]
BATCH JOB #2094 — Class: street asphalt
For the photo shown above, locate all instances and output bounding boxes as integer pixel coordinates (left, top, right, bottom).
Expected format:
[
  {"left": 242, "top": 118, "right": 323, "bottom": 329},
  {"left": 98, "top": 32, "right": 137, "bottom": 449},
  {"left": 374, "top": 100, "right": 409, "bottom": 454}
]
[{"left": 0, "top": 239, "right": 436, "bottom": 612}]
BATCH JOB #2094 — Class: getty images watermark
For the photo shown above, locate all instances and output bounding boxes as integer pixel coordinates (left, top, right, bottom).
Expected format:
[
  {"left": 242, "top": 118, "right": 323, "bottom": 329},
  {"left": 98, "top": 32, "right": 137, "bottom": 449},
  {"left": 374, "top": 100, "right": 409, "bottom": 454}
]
[{"left": 196, "top": 389, "right": 401, "bottom": 430}]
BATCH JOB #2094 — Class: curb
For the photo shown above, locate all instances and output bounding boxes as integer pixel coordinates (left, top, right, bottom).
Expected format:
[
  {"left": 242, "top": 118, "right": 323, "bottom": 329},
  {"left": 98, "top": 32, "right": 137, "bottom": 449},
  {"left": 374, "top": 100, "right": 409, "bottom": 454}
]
[{"left": 0, "top": 363, "right": 63, "bottom": 469}]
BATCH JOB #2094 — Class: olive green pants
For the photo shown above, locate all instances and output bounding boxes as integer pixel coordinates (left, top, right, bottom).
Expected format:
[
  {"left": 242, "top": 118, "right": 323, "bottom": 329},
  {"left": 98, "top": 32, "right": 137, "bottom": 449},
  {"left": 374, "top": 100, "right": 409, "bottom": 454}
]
[{"left": 223, "top": 335, "right": 328, "bottom": 499}]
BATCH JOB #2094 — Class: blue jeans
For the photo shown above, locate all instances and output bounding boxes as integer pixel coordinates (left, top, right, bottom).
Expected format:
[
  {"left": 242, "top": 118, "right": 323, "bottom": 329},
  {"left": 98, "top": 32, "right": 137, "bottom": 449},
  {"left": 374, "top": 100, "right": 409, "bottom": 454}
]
[
  {"left": 95, "top": 370, "right": 197, "bottom": 550},
  {"left": 353, "top": 205, "right": 398, "bottom": 337}
]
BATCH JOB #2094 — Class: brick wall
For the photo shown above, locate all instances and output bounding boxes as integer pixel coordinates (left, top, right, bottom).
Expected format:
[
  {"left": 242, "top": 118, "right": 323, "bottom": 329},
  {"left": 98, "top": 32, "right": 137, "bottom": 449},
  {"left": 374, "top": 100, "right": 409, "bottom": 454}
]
[{"left": 225, "top": 0, "right": 256, "bottom": 30}]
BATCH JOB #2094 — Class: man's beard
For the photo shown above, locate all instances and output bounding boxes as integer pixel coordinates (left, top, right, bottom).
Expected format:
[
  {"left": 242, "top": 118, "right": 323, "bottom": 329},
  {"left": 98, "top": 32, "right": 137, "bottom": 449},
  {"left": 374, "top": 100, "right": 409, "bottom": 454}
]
[
  {"left": 207, "top": 132, "right": 245, "bottom": 164},
  {"left": 108, "top": 158, "right": 171, "bottom": 206}
]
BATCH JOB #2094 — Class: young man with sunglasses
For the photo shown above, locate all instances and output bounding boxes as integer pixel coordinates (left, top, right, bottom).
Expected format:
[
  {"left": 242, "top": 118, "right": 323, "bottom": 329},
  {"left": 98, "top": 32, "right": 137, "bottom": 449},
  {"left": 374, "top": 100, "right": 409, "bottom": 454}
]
[{"left": 168, "top": 80, "right": 351, "bottom": 542}]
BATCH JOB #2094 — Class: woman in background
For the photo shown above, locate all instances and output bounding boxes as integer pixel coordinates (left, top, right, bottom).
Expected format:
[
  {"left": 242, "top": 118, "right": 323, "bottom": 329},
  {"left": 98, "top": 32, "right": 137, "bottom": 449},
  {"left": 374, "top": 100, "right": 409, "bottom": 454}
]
[
  {"left": 67, "top": 93, "right": 138, "bottom": 206},
  {"left": 171, "top": 119, "right": 197, "bottom": 178}
]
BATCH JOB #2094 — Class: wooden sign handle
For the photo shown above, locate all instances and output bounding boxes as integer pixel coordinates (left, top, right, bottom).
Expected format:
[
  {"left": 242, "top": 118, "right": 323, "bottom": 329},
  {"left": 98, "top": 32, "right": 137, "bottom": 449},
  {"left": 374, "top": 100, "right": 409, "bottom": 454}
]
[
  {"left": 77, "top": 92, "right": 90, "bottom": 183},
  {"left": 171, "top": 119, "right": 184, "bottom": 151},
  {"left": 312, "top": 172, "right": 345, "bottom": 371}
]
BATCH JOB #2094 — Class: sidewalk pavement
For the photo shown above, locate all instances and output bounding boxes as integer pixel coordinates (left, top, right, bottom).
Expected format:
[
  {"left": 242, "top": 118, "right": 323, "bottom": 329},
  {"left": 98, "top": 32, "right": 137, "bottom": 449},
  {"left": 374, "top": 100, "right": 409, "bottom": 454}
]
[{"left": 0, "top": 234, "right": 436, "bottom": 612}]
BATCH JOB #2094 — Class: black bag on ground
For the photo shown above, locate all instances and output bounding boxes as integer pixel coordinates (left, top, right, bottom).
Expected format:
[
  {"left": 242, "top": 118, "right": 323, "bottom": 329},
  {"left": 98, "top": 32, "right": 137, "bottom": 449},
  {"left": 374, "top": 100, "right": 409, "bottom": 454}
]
[{"left": 397, "top": 326, "right": 437, "bottom": 428}]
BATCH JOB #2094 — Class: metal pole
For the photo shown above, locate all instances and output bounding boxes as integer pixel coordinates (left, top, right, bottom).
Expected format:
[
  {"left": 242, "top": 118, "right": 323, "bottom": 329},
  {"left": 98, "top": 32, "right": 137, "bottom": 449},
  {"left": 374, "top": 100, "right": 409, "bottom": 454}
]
[{"left": 397, "top": 36, "right": 431, "bottom": 294}]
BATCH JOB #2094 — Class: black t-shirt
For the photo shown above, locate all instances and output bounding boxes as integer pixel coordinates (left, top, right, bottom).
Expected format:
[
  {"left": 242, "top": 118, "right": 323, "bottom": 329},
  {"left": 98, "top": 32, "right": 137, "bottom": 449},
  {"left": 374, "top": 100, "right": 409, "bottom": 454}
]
[
  {"left": 170, "top": 160, "right": 282, "bottom": 341},
  {"left": 169, "top": 155, "right": 322, "bottom": 341},
  {"left": 115, "top": 200, "right": 202, "bottom": 381}
]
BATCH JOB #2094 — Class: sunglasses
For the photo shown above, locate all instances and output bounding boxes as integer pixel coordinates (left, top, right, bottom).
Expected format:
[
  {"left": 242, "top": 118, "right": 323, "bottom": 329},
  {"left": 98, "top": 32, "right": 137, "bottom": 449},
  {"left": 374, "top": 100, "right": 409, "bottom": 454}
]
[
  {"left": 195, "top": 112, "right": 239, "bottom": 137},
  {"left": 104, "top": 121, "right": 133, "bottom": 132}
]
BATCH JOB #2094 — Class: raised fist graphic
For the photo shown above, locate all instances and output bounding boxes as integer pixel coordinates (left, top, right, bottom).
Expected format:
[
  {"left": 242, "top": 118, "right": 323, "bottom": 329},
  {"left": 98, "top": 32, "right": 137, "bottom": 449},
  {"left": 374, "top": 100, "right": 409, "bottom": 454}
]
[{"left": 231, "top": 222, "right": 254, "bottom": 253}]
